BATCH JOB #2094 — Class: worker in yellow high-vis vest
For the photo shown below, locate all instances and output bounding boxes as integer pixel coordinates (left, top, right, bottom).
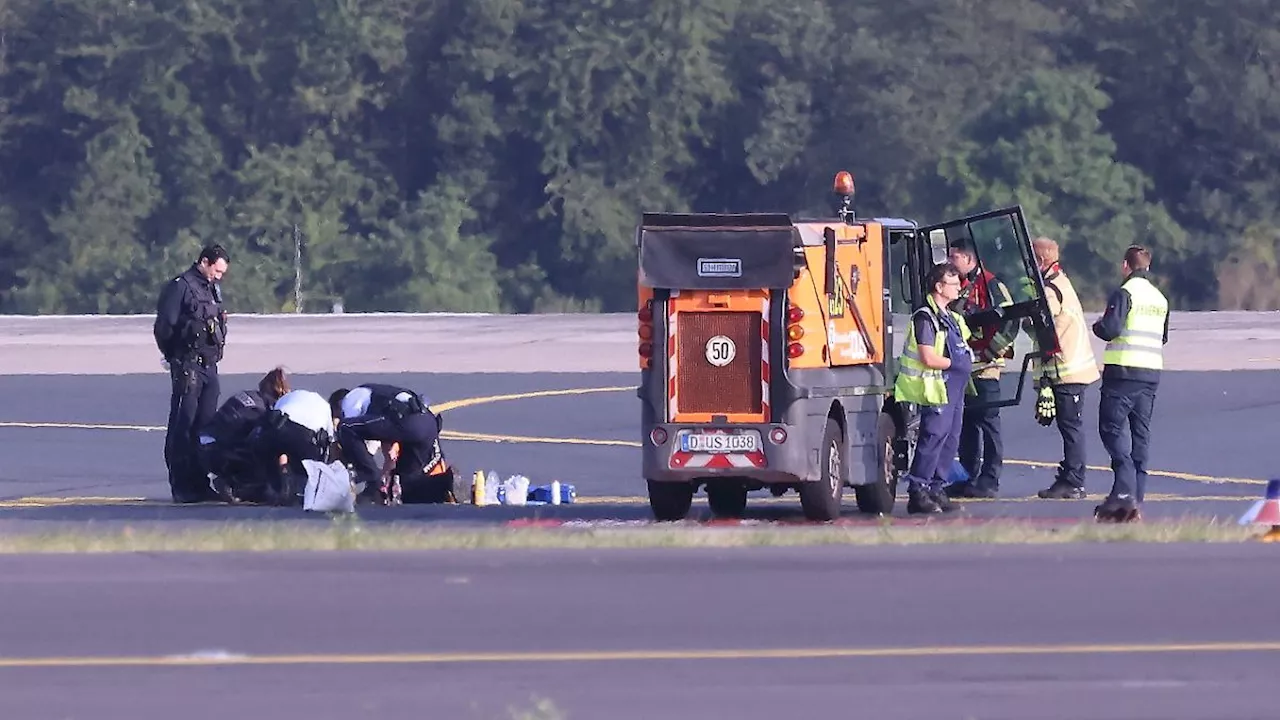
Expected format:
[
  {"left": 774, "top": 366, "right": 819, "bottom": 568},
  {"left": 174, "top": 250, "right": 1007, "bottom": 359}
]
[
  {"left": 1090, "top": 245, "right": 1169, "bottom": 523},
  {"left": 893, "top": 262, "right": 974, "bottom": 515},
  {"left": 1029, "top": 237, "right": 1101, "bottom": 501}
]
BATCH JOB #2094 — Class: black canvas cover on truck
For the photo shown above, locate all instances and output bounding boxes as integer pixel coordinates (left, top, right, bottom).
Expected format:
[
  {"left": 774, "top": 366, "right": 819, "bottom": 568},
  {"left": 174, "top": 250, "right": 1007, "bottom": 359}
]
[{"left": 638, "top": 213, "right": 798, "bottom": 290}]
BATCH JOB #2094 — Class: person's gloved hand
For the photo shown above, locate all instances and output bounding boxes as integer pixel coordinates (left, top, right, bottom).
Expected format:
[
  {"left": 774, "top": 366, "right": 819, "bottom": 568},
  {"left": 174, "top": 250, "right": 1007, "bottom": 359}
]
[{"left": 1035, "top": 383, "right": 1056, "bottom": 426}]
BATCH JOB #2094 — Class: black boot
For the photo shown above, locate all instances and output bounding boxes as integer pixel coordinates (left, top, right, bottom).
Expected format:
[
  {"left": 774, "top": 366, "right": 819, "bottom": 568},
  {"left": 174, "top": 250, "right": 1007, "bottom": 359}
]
[
  {"left": 1037, "top": 479, "right": 1086, "bottom": 499},
  {"left": 908, "top": 486, "right": 942, "bottom": 515}
]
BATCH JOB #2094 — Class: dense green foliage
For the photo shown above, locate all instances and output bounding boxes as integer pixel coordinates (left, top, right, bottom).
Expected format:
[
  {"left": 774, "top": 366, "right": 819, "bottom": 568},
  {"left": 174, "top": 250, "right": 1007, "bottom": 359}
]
[{"left": 0, "top": 0, "right": 1276, "bottom": 314}]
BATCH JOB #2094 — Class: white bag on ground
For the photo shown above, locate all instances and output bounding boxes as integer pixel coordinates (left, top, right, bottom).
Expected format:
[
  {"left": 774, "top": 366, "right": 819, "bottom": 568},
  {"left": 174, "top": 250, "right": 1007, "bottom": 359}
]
[{"left": 303, "top": 460, "right": 357, "bottom": 513}]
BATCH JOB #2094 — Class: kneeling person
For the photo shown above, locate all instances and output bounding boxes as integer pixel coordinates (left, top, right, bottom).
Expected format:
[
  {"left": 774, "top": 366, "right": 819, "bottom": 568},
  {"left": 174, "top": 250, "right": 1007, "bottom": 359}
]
[
  {"left": 330, "top": 384, "right": 456, "bottom": 504},
  {"left": 197, "top": 367, "right": 290, "bottom": 502},
  {"left": 246, "top": 388, "right": 335, "bottom": 506}
]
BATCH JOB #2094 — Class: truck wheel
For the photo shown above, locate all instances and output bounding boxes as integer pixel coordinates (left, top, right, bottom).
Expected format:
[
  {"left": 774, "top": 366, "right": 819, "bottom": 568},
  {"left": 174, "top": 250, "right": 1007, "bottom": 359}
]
[
  {"left": 799, "top": 420, "right": 844, "bottom": 521},
  {"left": 855, "top": 412, "right": 898, "bottom": 516},
  {"left": 706, "top": 479, "right": 748, "bottom": 518},
  {"left": 647, "top": 480, "right": 694, "bottom": 522}
]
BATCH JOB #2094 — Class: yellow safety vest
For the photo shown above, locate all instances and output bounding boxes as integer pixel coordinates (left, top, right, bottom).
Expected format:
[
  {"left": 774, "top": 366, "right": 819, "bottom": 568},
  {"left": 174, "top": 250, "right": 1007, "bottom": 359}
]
[
  {"left": 1103, "top": 276, "right": 1168, "bottom": 370},
  {"left": 894, "top": 298, "right": 973, "bottom": 407}
]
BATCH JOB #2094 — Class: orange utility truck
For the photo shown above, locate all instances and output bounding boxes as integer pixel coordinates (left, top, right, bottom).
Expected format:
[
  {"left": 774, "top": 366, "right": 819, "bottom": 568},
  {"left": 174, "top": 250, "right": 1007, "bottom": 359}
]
[{"left": 636, "top": 171, "right": 1060, "bottom": 521}]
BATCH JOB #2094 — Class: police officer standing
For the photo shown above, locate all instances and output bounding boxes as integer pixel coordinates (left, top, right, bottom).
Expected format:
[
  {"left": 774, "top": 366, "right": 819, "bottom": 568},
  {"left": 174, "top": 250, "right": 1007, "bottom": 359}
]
[
  {"left": 154, "top": 244, "right": 231, "bottom": 503},
  {"left": 1090, "top": 245, "right": 1169, "bottom": 523},
  {"left": 893, "top": 262, "right": 973, "bottom": 515}
]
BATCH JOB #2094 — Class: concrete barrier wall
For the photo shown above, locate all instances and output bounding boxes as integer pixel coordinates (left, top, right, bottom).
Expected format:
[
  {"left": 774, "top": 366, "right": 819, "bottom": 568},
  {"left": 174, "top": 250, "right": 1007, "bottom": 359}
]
[{"left": 0, "top": 311, "right": 1276, "bottom": 375}]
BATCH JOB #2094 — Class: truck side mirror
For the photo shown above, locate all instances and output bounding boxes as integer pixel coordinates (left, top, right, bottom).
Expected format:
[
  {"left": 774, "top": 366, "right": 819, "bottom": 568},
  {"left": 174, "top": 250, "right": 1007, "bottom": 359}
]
[{"left": 928, "top": 229, "right": 949, "bottom": 265}]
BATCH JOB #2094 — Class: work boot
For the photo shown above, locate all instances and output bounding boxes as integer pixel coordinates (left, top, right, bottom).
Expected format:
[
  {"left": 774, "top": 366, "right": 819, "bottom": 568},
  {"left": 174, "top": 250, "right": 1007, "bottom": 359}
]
[
  {"left": 945, "top": 482, "right": 998, "bottom": 500},
  {"left": 929, "top": 486, "right": 961, "bottom": 512},
  {"left": 1094, "top": 497, "right": 1141, "bottom": 523},
  {"left": 908, "top": 487, "right": 942, "bottom": 515},
  {"left": 1037, "top": 479, "right": 1086, "bottom": 500}
]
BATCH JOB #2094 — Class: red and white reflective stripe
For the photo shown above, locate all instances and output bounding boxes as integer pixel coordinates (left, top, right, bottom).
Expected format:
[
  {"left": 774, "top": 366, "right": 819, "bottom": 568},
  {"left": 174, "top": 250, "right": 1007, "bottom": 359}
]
[
  {"left": 760, "top": 296, "right": 770, "bottom": 421},
  {"left": 668, "top": 451, "right": 767, "bottom": 470},
  {"left": 667, "top": 308, "right": 678, "bottom": 420}
]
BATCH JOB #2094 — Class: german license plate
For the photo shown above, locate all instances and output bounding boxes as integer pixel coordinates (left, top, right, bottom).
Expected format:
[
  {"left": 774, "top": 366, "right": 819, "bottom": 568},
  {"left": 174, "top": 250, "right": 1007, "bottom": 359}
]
[{"left": 679, "top": 430, "right": 761, "bottom": 454}]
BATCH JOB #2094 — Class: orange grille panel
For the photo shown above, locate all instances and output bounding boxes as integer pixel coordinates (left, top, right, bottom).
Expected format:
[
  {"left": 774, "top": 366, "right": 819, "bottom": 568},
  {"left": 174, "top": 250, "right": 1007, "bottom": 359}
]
[{"left": 675, "top": 312, "right": 762, "bottom": 415}]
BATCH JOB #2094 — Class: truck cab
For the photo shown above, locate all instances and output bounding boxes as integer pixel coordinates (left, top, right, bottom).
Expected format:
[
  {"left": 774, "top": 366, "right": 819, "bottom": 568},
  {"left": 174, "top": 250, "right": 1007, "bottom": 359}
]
[{"left": 636, "top": 172, "right": 1059, "bottom": 522}]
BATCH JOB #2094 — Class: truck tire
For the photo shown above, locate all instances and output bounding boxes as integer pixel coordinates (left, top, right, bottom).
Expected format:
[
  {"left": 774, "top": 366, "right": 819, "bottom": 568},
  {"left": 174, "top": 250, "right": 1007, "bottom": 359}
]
[
  {"left": 706, "top": 479, "right": 748, "bottom": 518},
  {"left": 647, "top": 480, "right": 694, "bottom": 521},
  {"left": 799, "top": 420, "right": 843, "bottom": 521},
  {"left": 855, "top": 412, "right": 898, "bottom": 516}
]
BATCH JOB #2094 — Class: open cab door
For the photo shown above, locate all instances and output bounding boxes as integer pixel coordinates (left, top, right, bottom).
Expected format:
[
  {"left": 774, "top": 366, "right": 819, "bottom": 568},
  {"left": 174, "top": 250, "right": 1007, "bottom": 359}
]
[{"left": 915, "top": 206, "right": 1059, "bottom": 411}]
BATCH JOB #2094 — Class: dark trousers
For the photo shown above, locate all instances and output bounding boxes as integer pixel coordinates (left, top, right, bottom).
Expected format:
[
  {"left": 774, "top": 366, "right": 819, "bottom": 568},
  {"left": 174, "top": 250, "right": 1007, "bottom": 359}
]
[
  {"left": 1052, "top": 383, "right": 1090, "bottom": 489},
  {"left": 1098, "top": 380, "right": 1157, "bottom": 504},
  {"left": 338, "top": 411, "right": 440, "bottom": 482},
  {"left": 959, "top": 377, "right": 1003, "bottom": 489},
  {"left": 906, "top": 391, "right": 965, "bottom": 493},
  {"left": 241, "top": 420, "right": 330, "bottom": 505},
  {"left": 164, "top": 359, "right": 220, "bottom": 500}
]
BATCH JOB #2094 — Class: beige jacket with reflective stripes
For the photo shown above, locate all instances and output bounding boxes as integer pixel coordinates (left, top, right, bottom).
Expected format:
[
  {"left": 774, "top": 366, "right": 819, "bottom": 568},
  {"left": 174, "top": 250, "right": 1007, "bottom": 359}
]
[{"left": 1038, "top": 269, "right": 1100, "bottom": 386}]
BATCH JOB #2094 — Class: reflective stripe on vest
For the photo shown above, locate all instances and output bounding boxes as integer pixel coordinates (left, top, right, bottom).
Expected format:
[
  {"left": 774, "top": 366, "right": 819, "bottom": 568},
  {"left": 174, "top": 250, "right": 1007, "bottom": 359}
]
[{"left": 1103, "top": 276, "right": 1168, "bottom": 370}]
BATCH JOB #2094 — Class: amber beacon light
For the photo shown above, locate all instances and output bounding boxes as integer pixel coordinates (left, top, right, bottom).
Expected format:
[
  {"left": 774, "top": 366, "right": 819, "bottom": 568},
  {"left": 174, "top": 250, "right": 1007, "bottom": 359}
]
[{"left": 833, "top": 171, "right": 855, "bottom": 196}]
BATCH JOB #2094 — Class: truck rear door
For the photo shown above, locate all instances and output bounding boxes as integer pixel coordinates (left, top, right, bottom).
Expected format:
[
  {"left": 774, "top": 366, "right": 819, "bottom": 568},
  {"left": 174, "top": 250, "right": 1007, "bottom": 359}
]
[
  {"left": 636, "top": 213, "right": 799, "bottom": 425},
  {"left": 915, "top": 205, "right": 1059, "bottom": 411}
]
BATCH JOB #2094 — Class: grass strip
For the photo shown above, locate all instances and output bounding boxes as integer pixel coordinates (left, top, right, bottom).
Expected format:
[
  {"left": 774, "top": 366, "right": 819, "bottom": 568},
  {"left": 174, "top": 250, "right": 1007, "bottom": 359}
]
[{"left": 0, "top": 515, "right": 1266, "bottom": 553}]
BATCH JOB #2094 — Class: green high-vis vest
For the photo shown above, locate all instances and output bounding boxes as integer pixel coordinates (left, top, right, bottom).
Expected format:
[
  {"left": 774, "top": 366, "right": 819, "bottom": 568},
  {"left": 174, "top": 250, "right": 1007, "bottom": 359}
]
[
  {"left": 1103, "top": 276, "right": 1168, "bottom": 370},
  {"left": 894, "top": 299, "right": 973, "bottom": 406}
]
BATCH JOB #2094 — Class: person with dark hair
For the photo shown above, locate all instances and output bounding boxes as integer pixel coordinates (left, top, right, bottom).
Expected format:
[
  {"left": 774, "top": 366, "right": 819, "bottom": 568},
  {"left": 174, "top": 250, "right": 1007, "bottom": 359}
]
[
  {"left": 945, "top": 239, "right": 1016, "bottom": 500},
  {"left": 893, "top": 262, "right": 973, "bottom": 514},
  {"left": 331, "top": 383, "right": 456, "bottom": 504},
  {"left": 154, "top": 244, "right": 231, "bottom": 503},
  {"left": 1090, "top": 244, "right": 1169, "bottom": 523},
  {"left": 197, "top": 367, "right": 291, "bottom": 502}
]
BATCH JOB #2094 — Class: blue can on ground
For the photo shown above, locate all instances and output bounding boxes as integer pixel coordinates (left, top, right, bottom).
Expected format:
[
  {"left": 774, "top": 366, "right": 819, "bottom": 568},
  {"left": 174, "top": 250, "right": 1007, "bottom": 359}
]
[{"left": 528, "top": 484, "right": 576, "bottom": 504}]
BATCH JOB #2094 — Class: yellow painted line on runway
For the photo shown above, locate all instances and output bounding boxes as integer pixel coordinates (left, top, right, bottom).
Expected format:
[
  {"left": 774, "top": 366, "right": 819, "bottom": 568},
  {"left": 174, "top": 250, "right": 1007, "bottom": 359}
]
[
  {"left": 0, "top": 385, "right": 1265, "bottom": 494},
  {"left": 3, "top": 640, "right": 1280, "bottom": 669},
  {"left": 431, "top": 386, "right": 635, "bottom": 413},
  {"left": 0, "top": 421, "right": 163, "bottom": 431},
  {"left": 442, "top": 430, "right": 637, "bottom": 447}
]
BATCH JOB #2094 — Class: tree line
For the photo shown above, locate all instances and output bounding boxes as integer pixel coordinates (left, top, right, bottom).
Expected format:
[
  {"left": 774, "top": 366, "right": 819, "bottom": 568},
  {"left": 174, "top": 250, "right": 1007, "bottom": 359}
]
[{"left": 0, "top": 0, "right": 1276, "bottom": 315}]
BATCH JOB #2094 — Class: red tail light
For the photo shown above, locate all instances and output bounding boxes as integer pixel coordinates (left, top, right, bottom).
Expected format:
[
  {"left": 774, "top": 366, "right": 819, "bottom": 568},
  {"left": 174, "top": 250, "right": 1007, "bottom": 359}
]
[
  {"left": 787, "top": 305, "right": 804, "bottom": 324},
  {"left": 787, "top": 342, "right": 804, "bottom": 358},
  {"left": 639, "top": 301, "right": 654, "bottom": 362}
]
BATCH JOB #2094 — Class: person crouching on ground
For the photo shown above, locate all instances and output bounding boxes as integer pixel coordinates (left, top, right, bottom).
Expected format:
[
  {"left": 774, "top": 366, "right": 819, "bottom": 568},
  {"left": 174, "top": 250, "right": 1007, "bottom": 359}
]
[
  {"left": 197, "top": 367, "right": 290, "bottom": 502},
  {"left": 893, "top": 262, "right": 974, "bottom": 514},
  {"left": 244, "top": 388, "right": 335, "bottom": 506},
  {"left": 329, "top": 384, "right": 456, "bottom": 505}
]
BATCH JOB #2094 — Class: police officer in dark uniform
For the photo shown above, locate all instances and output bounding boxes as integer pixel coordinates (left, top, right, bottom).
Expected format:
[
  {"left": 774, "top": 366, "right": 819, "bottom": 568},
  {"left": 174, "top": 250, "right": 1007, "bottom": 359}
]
[
  {"left": 245, "top": 389, "right": 336, "bottom": 506},
  {"left": 197, "top": 367, "right": 289, "bottom": 502},
  {"left": 154, "top": 244, "right": 231, "bottom": 503},
  {"left": 330, "top": 383, "right": 453, "bottom": 504}
]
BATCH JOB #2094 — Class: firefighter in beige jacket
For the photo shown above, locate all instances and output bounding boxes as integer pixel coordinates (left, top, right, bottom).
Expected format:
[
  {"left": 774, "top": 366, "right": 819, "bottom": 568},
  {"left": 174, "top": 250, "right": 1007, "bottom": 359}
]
[{"left": 1030, "top": 237, "right": 1102, "bottom": 500}]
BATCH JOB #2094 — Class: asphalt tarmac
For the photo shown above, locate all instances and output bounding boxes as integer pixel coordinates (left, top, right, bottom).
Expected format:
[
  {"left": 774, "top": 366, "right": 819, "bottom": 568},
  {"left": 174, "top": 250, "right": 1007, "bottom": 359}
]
[
  {"left": 0, "top": 369, "right": 1273, "bottom": 526},
  {"left": 2, "top": 544, "right": 1279, "bottom": 719}
]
